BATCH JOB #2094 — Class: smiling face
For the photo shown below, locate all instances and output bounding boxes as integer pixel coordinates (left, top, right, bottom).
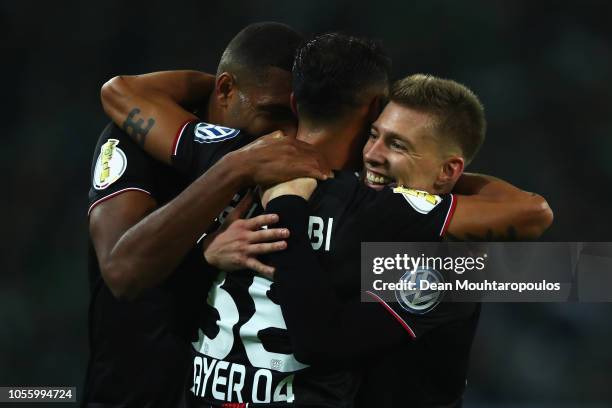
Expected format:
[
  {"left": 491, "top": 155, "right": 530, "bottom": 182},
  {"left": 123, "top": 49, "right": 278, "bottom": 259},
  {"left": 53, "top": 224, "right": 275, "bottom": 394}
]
[{"left": 362, "top": 102, "right": 448, "bottom": 192}]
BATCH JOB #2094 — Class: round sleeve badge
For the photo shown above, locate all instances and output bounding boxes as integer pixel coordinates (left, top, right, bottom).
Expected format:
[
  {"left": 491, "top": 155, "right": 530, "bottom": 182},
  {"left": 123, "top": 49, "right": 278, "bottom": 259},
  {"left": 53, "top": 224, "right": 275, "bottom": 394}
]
[
  {"left": 93, "top": 139, "right": 127, "bottom": 190},
  {"left": 395, "top": 268, "right": 445, "bottom": 315},
  {"left": 393, "top": 187, "right": 442, "bottom": 214}
]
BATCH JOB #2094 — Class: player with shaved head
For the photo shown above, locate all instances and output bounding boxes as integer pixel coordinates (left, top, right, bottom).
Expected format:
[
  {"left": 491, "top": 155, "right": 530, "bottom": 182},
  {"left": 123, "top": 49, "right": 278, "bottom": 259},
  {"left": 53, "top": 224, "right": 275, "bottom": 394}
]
[
  {"left": 99, "top": 30, "right": 552, "bottom": 407},
  {"left": 84, "top": 22, "right": 328, "bottom": 408}
]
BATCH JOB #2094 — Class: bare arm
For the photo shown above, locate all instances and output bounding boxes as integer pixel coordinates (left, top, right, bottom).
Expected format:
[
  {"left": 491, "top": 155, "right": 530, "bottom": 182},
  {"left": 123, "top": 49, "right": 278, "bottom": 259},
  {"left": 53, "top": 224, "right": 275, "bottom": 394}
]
[
  {"left": 91, "top": 72, "right": 225, "bottom": 299},
  {"left": 92, "top": 133, "right": 328, "bottom": 300},
  {"left": 90, "top": 192, "right": 158, "bottom": 298},
  {"left": 448, "top": 173, "right": 554, "bottom": 240},
  {"left": 260, "top": 173, "right": 554, "bottom": 242},
  {"left": 95, "top": 70, "right": 329, "bottom": 299},
  {"left": 454, "top": 172, "right": 532, "bottom": 197},
  {"left": 90, "top": 151, "right": 244, "bottom": 299},
  {"left": 100, "top": 70, "right": 215, "bottom": 163}
]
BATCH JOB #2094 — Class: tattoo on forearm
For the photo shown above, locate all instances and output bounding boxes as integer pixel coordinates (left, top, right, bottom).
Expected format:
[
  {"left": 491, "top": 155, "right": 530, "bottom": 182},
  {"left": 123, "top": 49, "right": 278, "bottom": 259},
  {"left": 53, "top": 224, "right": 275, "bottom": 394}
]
[
  {"left": 122, "top": 108, "right": 155, "bottom": 147},
  {"left": 446, "top": 225, "right": 519, "bottom": 242}
]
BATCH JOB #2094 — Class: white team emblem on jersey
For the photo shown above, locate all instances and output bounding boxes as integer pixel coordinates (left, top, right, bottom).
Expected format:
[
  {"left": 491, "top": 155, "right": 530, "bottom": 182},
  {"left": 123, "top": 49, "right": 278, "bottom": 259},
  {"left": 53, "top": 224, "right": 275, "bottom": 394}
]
[
  {"left": 93, "top": 139, "right": 127, "bottom": 190},
  {"left": 194, "top": 122, "right": 240, "bottom": 144},
  {"left": 393, "top": 187, "right": 442, "bottom": 214},
  {"left": 395, "top": 268, "right": 444, "bottom": 314}
]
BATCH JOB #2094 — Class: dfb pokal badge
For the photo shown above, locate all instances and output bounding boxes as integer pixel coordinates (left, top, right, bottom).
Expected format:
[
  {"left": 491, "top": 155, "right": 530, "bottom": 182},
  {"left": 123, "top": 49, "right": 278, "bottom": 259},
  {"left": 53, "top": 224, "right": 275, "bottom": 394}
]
[{"left": 395, "top": 268, "right": 445, "bottom": 315}]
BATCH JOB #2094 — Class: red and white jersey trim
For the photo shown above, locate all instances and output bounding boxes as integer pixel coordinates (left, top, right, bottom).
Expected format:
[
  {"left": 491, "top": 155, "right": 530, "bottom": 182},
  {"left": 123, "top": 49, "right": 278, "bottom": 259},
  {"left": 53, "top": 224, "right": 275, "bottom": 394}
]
[
  {"left": 88, "top": 187, "right": 152, "bottom": 216},
  {"left": 365, "top": 290, "right": 416, "bottom": 339},
  {"left": 440, "top": 193, "right": 457, "bottom": 236},
  {"left": 172, "top": 120, "right": 194, "bottom": 157}
]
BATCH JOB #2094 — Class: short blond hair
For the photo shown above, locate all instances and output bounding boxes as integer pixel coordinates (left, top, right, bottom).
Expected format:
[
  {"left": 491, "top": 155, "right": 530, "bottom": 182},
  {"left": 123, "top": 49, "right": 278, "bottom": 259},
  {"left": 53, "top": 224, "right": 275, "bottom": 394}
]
[{"left": 391, "top": 74, "right": 486, "bottom": 164}]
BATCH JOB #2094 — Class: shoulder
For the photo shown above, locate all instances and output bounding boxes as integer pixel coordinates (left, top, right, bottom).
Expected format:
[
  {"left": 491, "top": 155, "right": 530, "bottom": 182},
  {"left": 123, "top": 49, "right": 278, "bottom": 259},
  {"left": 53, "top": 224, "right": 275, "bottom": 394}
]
[
  {"left": 316, "top": 170, "right": 361, "bottom": 195},
  {"left": 172, "top": 121, "right": 256, "bottom": 176},
  {"left": 386, "top": 186, "right": 449, "bottom": 215},
  {"left": 178, "top": 121, "right": 253, "bottom": 149},
  {"left": 89, "top": 123, "right": 165, "bottom": 212}
]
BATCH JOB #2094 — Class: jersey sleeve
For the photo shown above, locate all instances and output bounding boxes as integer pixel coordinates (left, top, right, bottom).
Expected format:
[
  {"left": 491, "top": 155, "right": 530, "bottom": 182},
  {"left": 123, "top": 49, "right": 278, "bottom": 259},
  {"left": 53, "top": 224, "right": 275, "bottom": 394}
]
[
  {"left": 356, "top": 185, "right": 457, "bottom": 242},
  {"left": 266, "top": 196, "right": 410, "bottom": 363},
  {"left": 364, "top": 290, "right": 477, "bottom": 339},
  {"left": 349, "top": 186, "right": 475, "bottom": 338},
  {"left": 88, "top": 123, "right": 160, "bottom": 215},
  {"left": 267, "top": 191, "right": 472, "bottom": 363},
  {"left": 171, "top": 120, "right": 253, "bottom": 180}
]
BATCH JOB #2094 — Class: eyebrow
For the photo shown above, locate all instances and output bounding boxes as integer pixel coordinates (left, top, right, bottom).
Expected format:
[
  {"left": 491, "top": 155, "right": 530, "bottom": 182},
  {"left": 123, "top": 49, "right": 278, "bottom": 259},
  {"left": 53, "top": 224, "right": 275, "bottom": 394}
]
[
  {"left": 372, "top": 124, "right": 415, "bottom": 151},
  {"left": 390, "top": 133, "right": 415, "bottom": 150}
]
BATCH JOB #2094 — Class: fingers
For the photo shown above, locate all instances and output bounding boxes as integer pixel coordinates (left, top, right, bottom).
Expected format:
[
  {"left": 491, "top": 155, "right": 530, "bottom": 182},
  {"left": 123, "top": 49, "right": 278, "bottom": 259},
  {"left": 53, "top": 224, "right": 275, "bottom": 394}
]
[
  {"left": 316, "top": 156, "right": 332, "bottom": 178},
  {"left": 246, "top": 227, "right": 289, "bottom": 244},
  {"left": 284, "top": 158, "right": 327, "bottom": 181},
  {"left": 245, "top": 240, "right": 287, "bottom": 255},
  {"left": 225, "top": 191, "right": 254, "bottom": 224},
  {"left": 244, "top": 257, "right": 275, "bottom": 278},
  {"left": 290, "top": 162, "right": 326, "bottom": 181},
  {"left": 303, "top": 166, "right": 330, "bottom": 181},
  {"left": 243, "top": 213, "right": 280, "bottom": 230},
  {"left": 243, "top": 131, "right": 331, "bottom": 184}
]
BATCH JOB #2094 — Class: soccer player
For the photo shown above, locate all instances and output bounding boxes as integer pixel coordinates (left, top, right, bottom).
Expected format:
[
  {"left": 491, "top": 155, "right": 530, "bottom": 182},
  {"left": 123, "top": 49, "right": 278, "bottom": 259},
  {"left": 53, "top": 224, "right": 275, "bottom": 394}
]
[
  {"left": 258, "top": 74, "right": 546, "bottom": 407},
  {"left": 85, "top": 23, "right": 328, "bottom": 408},
  {"left": 204, "top": 74, "right": 497, "bottom": 407},
  {"left": 100, "top": 33, "right": 389, "bottom": 407},
  {"left": 101, "top": 34, "right": 551, "bottom": 407}
]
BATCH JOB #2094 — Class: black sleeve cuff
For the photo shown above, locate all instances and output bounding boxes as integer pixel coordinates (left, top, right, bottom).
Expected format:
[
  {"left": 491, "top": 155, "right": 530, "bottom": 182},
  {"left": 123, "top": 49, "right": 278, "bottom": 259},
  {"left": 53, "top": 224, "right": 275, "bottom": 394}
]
[{"left": 265, "top": 195, "right": 309, "bottom": 235}]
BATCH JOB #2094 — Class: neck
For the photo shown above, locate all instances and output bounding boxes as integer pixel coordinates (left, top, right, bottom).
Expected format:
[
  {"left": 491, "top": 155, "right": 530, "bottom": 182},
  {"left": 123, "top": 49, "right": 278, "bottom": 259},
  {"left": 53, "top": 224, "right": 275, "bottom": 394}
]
[{"left": 296, "top": 117, "right": 366, "bottom": 170}]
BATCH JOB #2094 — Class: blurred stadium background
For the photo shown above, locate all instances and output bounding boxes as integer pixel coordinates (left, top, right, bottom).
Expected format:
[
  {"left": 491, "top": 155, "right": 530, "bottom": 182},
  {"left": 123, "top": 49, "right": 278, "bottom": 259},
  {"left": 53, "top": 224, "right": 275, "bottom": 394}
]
[{"left": 2, "top": 0, "right": 611, "bottom": 406}]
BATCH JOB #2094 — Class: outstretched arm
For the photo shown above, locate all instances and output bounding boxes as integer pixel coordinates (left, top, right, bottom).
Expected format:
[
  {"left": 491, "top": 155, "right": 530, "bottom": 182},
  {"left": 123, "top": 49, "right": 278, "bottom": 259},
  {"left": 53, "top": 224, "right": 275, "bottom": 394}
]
[
  {"left": 100, "top": 70, "right": 215, "bottom": 163},
  {"left": 93, "top": 70, "right": 330, "bottom": 300},
  {"left": 259, "top": 175, "right": 553, "bottom": 363},
  {"left": 91, "top": 148, "right": 243, "bottom": 299},
  {"left": 93, "top": 131, "right": 329, "bottom": 300},
  {"left": 447, "top": 173, "right": 554, "bottom": 240},
  {"left": 89, "top": 124, "right": 162, "bottom": 298}
]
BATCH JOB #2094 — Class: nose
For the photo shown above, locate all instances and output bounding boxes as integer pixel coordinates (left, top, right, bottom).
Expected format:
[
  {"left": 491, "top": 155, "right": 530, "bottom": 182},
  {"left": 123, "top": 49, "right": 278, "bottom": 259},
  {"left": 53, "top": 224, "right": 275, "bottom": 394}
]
[{"left": 363, "top": 137, "right": 387, "bottom": 168}]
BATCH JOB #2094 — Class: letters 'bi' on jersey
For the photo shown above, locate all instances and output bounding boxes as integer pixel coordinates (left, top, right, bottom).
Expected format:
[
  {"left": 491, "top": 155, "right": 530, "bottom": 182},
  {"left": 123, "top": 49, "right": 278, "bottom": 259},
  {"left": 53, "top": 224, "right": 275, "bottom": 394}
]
[{"left": 172, "top": 121, "right": 459, "bottom": 407}]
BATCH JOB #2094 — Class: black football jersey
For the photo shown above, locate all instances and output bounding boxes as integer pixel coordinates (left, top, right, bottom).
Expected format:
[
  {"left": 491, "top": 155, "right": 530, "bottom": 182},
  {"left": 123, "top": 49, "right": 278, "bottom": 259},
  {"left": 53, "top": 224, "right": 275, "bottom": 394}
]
[
  {"left": 355, "top": 304, "right": 480, "bottom": 408},
  {"left": 171, "top": 121, "right": 461, "bottom": 407},
  {"left": 265, "top": 185, "right": 480, "bottom": 407},
  {"left": 172, "top": 121, "right": 357, "bottom": 407},
  {"left": 84, "top": 123, "right": 213, "bottom": 408}
]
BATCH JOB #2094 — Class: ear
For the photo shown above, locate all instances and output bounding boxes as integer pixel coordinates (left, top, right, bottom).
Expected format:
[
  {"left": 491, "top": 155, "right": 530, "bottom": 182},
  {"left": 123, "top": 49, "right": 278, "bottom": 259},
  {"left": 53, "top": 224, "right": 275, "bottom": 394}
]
[
  {"left": 438, "top": 156, "right": 464, "bottom": 188},
  {"left": 290, "top": 92, "right": 298, "bottom": 116},
  {"left": 215, "top": 72, "right": 236, "bottom": 107}
]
